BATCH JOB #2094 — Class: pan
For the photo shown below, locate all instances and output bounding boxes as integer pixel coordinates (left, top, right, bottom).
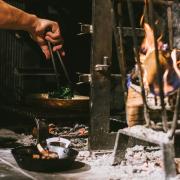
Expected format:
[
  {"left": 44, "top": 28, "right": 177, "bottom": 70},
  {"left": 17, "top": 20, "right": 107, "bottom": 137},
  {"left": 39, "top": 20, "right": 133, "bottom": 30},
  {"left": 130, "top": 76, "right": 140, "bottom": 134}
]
[
  {"left": 25, "top": 93, "right": 89, "bottom": 110},
  {"left": 11, "top": 145, "right": 78, "bottom": 172}
]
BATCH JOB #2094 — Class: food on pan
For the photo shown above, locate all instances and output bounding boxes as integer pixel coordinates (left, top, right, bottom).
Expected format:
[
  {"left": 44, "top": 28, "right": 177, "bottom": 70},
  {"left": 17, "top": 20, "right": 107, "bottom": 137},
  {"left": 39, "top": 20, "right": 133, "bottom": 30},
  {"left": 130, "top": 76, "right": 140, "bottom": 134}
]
[
  {"left": 48, "top": 86, "right": 74, "bottom": 99},
  {"left": 33, "top": 143, "right": 59, "bottom": 159}
]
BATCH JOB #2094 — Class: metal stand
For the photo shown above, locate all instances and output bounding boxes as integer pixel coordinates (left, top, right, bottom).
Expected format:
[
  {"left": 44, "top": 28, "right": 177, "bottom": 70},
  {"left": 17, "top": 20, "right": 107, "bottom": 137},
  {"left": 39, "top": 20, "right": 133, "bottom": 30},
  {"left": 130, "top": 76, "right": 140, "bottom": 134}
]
[
  {"left": 112, "top": 126, "right": 176, "bottom": 179},
  {"left": 89, "top": 0, "right": 115, "bottom": 150},
  {"left": 111, "top": 1, "right": 178, "bottom": 179},
  {"left": 89, "top": 0, "right": 176, "bottom": 151}
]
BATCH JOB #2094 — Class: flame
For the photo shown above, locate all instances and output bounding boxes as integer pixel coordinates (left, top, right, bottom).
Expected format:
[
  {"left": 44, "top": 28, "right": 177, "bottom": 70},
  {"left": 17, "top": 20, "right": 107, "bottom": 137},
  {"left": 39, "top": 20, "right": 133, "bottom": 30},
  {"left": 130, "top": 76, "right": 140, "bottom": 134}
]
[{"left": 140, "top": 23, "right": 180, "bottom": 96}]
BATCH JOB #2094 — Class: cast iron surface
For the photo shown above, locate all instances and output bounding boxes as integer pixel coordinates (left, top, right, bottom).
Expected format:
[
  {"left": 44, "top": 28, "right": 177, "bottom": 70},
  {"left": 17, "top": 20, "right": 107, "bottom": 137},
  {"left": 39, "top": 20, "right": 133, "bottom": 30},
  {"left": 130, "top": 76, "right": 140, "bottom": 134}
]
[
  {"left": 12, "top": 145, "right": 78, "bottom": 172},
  {"left": 25, "top": 93, "right": 89, "bottom": 110},
  {"left": 89, "top": 0, "right": 112, "bottom": 150}
]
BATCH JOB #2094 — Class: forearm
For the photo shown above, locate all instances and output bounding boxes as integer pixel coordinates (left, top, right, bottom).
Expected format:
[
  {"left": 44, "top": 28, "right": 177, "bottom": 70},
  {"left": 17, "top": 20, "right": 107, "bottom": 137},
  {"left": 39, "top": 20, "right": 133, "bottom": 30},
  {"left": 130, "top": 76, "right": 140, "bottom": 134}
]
[{"left": 0, "top": 0, "right": 38, "bottom": 32}]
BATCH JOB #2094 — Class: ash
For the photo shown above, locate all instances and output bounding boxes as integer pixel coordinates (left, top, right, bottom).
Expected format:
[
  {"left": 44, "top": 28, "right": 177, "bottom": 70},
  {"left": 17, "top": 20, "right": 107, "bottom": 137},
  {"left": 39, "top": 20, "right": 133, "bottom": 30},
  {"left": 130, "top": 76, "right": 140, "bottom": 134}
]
[
  {"left": 16, "top": 134, "right": 36, "bottom": 146},
  {"left": 77, "top": 145, "right": 179, "bottom": 180},
  {"left": 6, "top": 129, "right": 180, "bottom": 179}
]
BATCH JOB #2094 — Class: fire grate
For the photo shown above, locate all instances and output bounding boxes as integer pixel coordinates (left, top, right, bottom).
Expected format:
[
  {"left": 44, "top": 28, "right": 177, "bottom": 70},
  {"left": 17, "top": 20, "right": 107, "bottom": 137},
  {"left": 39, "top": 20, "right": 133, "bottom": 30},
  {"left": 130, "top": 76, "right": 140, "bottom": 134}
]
[
  {"left": 112, "top": 125, "right": 176, "bottom": 179},
  {"left": 111, "top": 0, "right": 180, "bottom": 179}
]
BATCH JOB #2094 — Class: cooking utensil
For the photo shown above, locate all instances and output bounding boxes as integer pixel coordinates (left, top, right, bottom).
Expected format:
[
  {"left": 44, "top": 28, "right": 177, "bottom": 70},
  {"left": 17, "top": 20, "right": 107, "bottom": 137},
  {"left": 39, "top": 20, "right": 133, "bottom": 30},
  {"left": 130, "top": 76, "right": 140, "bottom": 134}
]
[
  {"left": 25, "top": 93, "right": 89, "bottom": 110},
  {"left": 47, "top": 41, "right": 73, "bottom": 91},
  {"left": 47, "top": 41, "right": 60, "bottom": 89},
  {"left": 12, "top": 145, "right": 78, "bottom": 172},
  {"left": 46, "top": 137, "right": 71, "bottom": 159},
  {"left": 56, "top": 50, "right": 73, "bottom": 89}
]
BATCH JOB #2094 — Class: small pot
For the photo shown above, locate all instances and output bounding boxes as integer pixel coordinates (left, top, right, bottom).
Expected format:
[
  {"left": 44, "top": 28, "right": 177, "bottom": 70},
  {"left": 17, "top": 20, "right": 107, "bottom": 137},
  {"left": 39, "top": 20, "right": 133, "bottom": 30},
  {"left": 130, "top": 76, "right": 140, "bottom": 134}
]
[{"left": 46, "top": 137, "right": 71, "bottom": 159}]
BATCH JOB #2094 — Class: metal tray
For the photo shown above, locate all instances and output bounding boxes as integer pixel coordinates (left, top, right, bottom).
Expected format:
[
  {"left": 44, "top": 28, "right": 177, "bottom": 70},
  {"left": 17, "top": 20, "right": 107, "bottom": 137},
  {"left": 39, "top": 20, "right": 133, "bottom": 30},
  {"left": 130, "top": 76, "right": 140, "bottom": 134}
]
[{"left": 25, "top": 93, "right": 89, "bottom": 110}]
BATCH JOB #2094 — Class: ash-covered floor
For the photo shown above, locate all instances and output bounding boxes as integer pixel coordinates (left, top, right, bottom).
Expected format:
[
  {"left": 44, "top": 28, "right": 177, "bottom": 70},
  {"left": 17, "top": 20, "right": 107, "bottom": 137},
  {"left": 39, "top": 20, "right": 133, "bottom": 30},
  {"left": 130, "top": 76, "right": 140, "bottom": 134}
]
[{"left": 1, "top": 128, "right": 180, "bottom": 180}]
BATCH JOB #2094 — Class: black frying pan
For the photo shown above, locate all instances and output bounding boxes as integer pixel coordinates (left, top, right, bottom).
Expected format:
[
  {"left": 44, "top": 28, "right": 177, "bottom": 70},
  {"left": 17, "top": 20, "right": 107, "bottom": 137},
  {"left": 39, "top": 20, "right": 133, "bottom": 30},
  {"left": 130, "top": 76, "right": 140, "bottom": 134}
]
[{"left": 12, "top": 145, "right": 78, "bottom": 172}]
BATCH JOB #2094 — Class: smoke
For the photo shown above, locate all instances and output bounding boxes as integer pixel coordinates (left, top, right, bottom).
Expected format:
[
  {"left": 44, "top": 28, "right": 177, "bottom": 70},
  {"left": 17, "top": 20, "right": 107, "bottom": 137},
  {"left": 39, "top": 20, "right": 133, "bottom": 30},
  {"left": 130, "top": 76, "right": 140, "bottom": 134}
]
[{"left": 172, "top": 2, "right": 180, "bottom": 49}]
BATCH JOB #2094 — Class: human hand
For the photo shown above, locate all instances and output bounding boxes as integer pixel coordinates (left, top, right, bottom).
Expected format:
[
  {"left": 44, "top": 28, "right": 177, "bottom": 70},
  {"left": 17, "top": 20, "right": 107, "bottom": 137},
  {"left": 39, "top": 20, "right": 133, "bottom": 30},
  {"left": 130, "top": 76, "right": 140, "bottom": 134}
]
[{"left": 29, "top": 17, "right": 65, "bottom": 59}]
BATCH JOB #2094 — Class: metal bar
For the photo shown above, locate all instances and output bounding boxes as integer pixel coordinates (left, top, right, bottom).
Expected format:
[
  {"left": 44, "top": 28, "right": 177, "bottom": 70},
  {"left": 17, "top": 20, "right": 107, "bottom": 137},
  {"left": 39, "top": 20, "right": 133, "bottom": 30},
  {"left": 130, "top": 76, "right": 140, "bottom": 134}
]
[
  {"left": 117, "top": 127, "right": 169, "bottom": 145},
  {"left": 157, "top": 120, "right": 180, "bottom": 127},
  {"left": 168, "top": 89, "right": 180, "bottom": 139},
  {"left": 56, "top": 51, "right": 73, "bottom": 89},
  {"left": 112, "top": 0, "right": 127, "bottom": 103},
  {"left": 14, "top": 73, "right": 60, "bottom": 77},
  {"left": 47, "top": 41, "right": 60, "bottom": 89},
  {"left": 112, "top": 127, "right": 176, "bottom": 178},
  {"left": 162, "top": 142, "right": 176, "bottom": 179},
  {"left": 112, "top": 132, "right": 129, "bottom": 165},
  {"left": 14, "top": 68, "right": 61, "bottom": 77},
  {"left": 167, "top": 5, "right": 173, "bottom": 49},
  {"left": 35, "top": 118, "right": 49, "bottom": 144},
  {"left": 113, "top": 128, "right": 176, "bottom": 178},
  {"left": 89, "top": 0, "right": 112, "bottom": 150},
  {"left": 120, "top": 27, "right": 144, "bottom": 37},
  {"left": 148, "top": 0, "right": 168, "bottom": 132},
  {"left": 122, "top": 0, "right": 174, "bottom": 5},
  {"left": 126, "top": 0, "right": 151, "bottom": 126}
]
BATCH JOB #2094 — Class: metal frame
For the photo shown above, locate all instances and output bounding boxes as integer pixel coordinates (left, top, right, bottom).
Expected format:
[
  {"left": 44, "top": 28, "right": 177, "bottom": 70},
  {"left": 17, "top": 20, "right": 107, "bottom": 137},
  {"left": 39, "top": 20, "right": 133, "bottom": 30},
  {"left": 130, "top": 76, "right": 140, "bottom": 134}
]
[
  {"left": 89, "top": 0, "right": 178, "bottom": 141},
  {"left": 112, "top": 126, "right": 176, "bottom": 179},
  {"left": 111, "top": 0, "right": 179, "bottom": 179}
]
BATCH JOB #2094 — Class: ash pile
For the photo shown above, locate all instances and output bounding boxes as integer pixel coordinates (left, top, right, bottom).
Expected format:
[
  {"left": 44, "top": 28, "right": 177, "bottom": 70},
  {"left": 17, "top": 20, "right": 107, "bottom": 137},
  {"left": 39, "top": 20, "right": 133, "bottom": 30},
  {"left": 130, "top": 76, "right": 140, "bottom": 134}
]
[
  {"left": 15, "top": 132, "right": 166, "bottom": 179},
  {"left": 77, "top": 145, "right": 180, "bottom": 180}
]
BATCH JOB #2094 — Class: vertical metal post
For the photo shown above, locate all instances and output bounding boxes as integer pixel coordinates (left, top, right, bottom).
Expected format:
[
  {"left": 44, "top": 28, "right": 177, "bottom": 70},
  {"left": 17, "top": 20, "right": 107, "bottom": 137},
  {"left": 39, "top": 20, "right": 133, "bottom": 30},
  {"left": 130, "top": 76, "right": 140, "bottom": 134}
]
[
  {"left": 112, "top": 0, "right": 127, "bottom": 102},
  {"left": 161, "top": 142, "right": 176, "bottom": 179},
  {"left": 167, "top": 5, "right": 173, "bottom": 50},
  {"left": 126, "top": 0, "right": 151, "bottom": 126},
  {"left": 148, "top": 0, "right": 168, "bottom": 132},
  {"left": 89, "top": 0, "right": 112, "bottom": 150},
  {"left": 168, "top": 89, "right": 180, "bottom": 139}
]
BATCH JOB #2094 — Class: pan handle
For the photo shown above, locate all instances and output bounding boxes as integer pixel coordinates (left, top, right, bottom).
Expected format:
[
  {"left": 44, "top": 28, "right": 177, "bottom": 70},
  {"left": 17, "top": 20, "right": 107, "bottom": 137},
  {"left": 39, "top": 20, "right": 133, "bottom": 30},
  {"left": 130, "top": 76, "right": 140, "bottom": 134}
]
[{"left": 34, "top": 118, "right": 49, "bottom": 144}]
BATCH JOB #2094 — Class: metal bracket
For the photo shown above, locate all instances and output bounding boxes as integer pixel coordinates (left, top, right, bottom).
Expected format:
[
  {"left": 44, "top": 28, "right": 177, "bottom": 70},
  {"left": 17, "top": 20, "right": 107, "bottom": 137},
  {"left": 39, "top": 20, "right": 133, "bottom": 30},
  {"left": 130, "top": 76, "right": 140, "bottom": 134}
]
[
  {"left": 94, "top": 56, "right": 110, "bottom": 72},
  {"left": 112, "top": 126, "right": 176, "bottom": 179},
  {"left": 77, "top": 73, "right": 92, "bottom": 84},
  {"left": 78, "top": 23, "right": 93, "bottom": 35},
  {"left": 94, "top": 64, "right": 110, "bottom": 72}
]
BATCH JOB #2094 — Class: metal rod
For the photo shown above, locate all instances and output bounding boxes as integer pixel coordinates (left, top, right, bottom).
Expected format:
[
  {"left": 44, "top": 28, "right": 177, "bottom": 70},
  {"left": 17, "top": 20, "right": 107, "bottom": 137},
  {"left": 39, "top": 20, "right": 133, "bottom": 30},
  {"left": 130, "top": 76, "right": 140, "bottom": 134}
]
[
  {"left": 119, "top": 27, "right": 144, "bottom": 37},
  {"left": 168, "top": 89, "right": 180, "bottom": 139},
  {"left": 14, "top": 68, "right": 61, "bottom": 77},
  {"left": 47, "top": 41, "right": 60, "bottom": 89},
  {"left": 15, "top": 73, "right": 60, "bottom": 77},
  {"left": 148, "top": 0, "right": 168, "bottom": 132},
  {"left": 127, "top": 0, "right": 151, "bottom": 126},
  {"left": 112, "top": 0, "right": 127, "bottom": 102},
  {"left": 167, "top": 5, "right": 173, "bottom": 50},
  {"left": 56, "top": 51, "right": 73, "bottom": 89},
  {"left": 122, "top": 0, "right": 173, "bottom": 5}
]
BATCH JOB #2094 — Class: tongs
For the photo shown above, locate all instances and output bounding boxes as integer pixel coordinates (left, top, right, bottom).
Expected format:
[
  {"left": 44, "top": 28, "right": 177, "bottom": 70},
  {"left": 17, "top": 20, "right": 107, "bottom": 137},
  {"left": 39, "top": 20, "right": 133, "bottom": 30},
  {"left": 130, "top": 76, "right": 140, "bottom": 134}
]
[{"left": 47, "top": 40, "right": 73, "bottom": 90}]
